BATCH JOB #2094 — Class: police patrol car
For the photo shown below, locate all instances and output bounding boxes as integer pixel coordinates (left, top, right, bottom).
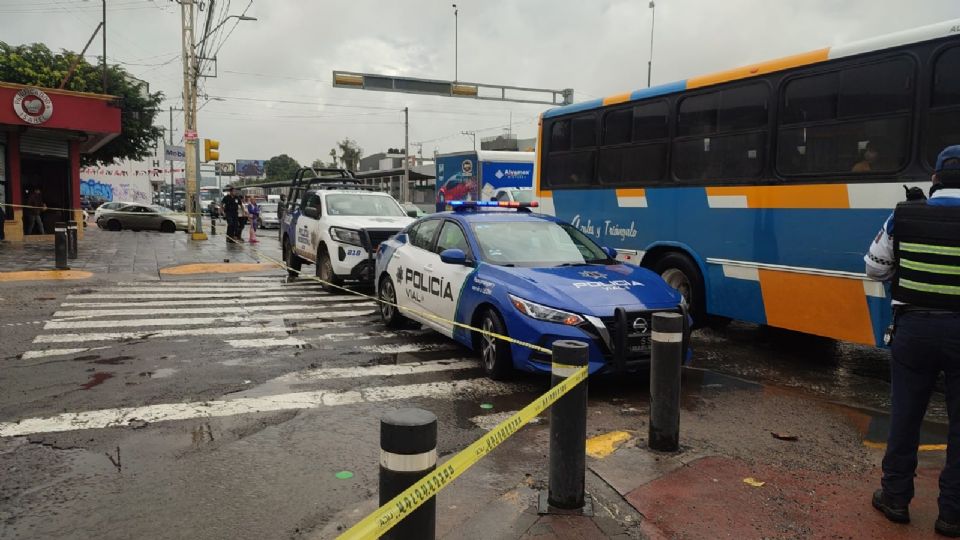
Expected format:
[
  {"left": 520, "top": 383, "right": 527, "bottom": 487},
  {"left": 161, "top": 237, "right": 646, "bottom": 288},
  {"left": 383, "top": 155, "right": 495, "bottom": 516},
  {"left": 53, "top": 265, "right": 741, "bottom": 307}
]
[
  {"left": 374, "top": 200, "right": 688, "bottom": 379},
  {"left": 281, "top": 168, "right": 415, "bottom": 289}
]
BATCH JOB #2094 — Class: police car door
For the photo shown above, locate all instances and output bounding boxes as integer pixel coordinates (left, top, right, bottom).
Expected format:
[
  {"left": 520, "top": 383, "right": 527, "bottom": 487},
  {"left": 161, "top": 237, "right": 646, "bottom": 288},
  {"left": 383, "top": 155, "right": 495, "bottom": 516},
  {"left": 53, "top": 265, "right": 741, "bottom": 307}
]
[
  {"left": 393, "top": 218, "right": 443, "bottom": 330},
  {"left": 295, "top": 191, "right": 322, "bottom": 262},
  {"left": 424, "top": 220, "right": 475, "bottom": 337}
]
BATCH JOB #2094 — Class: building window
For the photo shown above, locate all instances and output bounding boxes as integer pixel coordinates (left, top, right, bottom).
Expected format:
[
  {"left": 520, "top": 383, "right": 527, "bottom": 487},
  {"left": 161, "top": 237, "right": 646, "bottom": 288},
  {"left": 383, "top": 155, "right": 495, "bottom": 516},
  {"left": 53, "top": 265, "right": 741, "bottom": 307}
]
[
  {"left": 672, "top": 83, "right": 769, "bottom": 182},
  {"left": 777, "top": 57, "right": 915, "bottom": 176},
  {"left": 925, "top": 46, "right": 960, "bottom": 168}
]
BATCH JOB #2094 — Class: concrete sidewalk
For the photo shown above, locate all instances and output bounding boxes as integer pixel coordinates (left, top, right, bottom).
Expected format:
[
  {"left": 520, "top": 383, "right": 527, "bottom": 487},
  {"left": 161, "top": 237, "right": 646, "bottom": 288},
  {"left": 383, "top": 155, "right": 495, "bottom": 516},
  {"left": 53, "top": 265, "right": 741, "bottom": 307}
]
[
  {"left": 320, "top": 368, "right": 949, "bottom": 539},
  {"left": 0, "top": 223, "right": 281, "bottom": 276}
]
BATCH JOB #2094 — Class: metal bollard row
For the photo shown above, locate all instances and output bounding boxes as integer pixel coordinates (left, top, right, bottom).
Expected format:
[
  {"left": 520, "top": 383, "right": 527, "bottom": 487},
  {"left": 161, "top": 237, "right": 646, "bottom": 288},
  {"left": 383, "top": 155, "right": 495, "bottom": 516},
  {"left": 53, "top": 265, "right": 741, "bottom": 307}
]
[
  {"left": 380, "top": 408, "right": 438, "bottom": 540},
  {"left": 649, "top": 312, "right": 684, "bottom": 452},
  {"left": 54, "top": 222, "right": 69, "bottom": 270},
  {"left": 67, "top": 220, "right": 78, "bottom": 260}
]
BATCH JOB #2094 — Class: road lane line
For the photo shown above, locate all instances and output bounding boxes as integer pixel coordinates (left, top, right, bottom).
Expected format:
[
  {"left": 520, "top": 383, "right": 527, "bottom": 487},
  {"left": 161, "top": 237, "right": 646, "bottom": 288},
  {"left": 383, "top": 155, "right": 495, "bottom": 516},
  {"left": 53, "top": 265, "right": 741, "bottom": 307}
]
[
  {"left": 21, "top": 348, "right": 92, "bottom": 360},
  {"left": 59, "top": 296, "right": 367, "bottom": 308},
  {"left": 115, "top": 281, "right": 319, "bottom": 287},
  {"left": 226, "top": 337, "right": 308, "bottom": 348},
  {"left": 357, "top": 343, "right": 461, "bottom": 354},
  {"left": 52, "top": 302, "right": 376, "bottom": 318},
  {"left": 0, "top": 378, "right": 524, "bottom": 437},
  {"left": 33, "top": 326, "right": 293, "bottom": 344},
  {"left": 66, "top": 292, "right": 359, "bottom": 300},
  {"left": 271, "top": 359, "right": 478, "bottom": 382},
  {"left": 44, "top": 309, "right": 376, "bottom": 330}
]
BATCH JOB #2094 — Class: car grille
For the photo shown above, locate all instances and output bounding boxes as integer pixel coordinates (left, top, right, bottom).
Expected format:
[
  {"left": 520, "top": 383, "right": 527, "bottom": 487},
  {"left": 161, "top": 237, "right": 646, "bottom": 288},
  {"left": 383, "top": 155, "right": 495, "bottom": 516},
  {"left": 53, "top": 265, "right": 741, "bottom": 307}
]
[
  {"left": 600, "top": 311, "right": 654, "bottom": 359},
  {"left": 362, "top": 229, "right": 401, "bottom": 251}
]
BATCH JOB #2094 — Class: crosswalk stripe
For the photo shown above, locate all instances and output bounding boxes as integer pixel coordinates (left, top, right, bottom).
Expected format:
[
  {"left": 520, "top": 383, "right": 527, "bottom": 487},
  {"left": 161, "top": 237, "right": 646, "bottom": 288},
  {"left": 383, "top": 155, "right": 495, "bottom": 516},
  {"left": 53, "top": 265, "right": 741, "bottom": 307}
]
[
  {"left": 115, "top": 281, "right": 316, "bottom": 287},
  {"left": 52, "top": 302, "right": 376, "bottom": 318},
  {"left": 44, "top": 310, "right": 376, "bottom": 330},
  {"left": 0, "top": 378, "right": 523, "bottom": 437},
  {"left": 269, "top": 359, "right": 478, "bottom": 382},
  {"left": 34, "top": 326, "right": 293, "bottom": 343},
  {"left": 357, "top": 343, "right": 461, "bottom": 354},
  {"left": 66, "top": 291, "right": 357, "bottom": 300},
  {"left": 21, "top": 348, "right": 94, "bottom": 360},
  {"left": 226, "top": 337, "right": 308, "bottom": 348},
  {"left": 59, "top": 296, "right": 369, "bottom": 308},
  {"left": 81, "top": 286, "right": 325, "bottom": 294}
]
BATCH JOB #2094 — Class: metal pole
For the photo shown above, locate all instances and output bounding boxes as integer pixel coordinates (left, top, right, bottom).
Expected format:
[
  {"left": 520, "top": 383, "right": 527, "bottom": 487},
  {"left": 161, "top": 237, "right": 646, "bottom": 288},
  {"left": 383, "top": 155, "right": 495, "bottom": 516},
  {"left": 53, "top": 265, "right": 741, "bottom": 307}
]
[
  {"left": 54, "top": 222, "right": 69, "bottom": 270},
  {"left": 102, "top": 0, "right": 107, "bottom": 94},
  {"left": 546, "top": 340, "right": 589, "bottom": 510},
  {"left": 649, "top": 312, "right": 683, "bottom": 452},
  {"left": 169, "top": 107, "right": 175, "bottom": 209},
  {"left": 380, "top": 408, "right": 437, "bottom": 540},
  {"left": 453, "top": 4, "right": 458, "bottom": 81},
  {"left": 647, "top": 1, "right": 656, "bottom": 88},
  {"left": 180, "top": 0, "right": 204, "bottom": 238},
  {"left": 403, "top": 106, "right": 410, "bottom": 203},
  {"left": 66, "top": 220, "right": 78, "bottom": 260}
]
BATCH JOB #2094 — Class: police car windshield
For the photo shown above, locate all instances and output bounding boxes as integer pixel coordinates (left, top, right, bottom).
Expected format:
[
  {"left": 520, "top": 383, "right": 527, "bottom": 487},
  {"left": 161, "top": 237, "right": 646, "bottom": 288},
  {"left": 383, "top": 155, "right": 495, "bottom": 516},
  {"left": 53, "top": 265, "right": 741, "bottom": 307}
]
[
  {"left": 325, "top": 194, "right": 405, "bottom": 217},
  {"left": 471, "top": 220, "right": 611, "bottom": 267}
]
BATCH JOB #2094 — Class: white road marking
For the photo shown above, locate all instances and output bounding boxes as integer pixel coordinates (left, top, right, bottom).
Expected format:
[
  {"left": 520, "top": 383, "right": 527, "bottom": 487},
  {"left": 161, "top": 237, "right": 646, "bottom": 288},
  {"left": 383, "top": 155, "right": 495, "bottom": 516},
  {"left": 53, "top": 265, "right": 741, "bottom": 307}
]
[
  {"left": 357, "top": 343, "right": 460, "bottom": 354},
  {"left": 34, "top": 326, "right": 291, "bottom": 344},
  {"left": 52, "top": 302, "right": 375, "bottom": 318},
  {"left": 66, "top": 291, "right": 357, "bottom": 300},
  {"left": 21, "top": 348, "right": 91, "bottom": 360},
  {"left": 226, "top": 337, "right": 307, "bottom": 348},
  {"left": 0, "top": 378, "right": 522, "bottom": 437},
  {"left": 115, "top": 281, "right": 321, "bottom": 288},
  {"left": 44, "top": 310, "right": 376, "bottom": 330},
  {"left": 60, "top": 296, "right": 370, "bottom": 308},
  {"left": 83, "top": 285, "right": 326, "bottom": 293},
  {"left": 273, "top": 359, "right": 477, "bottom": 382}
]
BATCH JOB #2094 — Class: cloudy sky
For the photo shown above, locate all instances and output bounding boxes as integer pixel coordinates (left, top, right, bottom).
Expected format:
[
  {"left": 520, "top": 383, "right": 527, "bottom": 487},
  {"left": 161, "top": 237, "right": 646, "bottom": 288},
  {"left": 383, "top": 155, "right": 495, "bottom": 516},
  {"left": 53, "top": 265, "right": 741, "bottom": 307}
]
[{"left": 1, "top": 0, "right": 957, "bottom": 165}]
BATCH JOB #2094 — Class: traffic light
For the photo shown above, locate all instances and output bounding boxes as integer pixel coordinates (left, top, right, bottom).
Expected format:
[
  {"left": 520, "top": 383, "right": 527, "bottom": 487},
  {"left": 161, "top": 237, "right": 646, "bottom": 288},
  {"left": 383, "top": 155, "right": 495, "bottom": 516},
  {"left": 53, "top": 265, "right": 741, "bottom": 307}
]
[{"left": 203, "top": 139, "right": 220, "bottom": 162}]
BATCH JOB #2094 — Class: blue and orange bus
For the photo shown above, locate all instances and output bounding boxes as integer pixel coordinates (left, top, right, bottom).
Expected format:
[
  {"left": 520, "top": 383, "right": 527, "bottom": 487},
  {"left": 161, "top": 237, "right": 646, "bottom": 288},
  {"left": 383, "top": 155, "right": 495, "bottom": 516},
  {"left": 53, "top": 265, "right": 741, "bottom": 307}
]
[{"left": 535, "top": 19, "right": 960, "bottom": 346}]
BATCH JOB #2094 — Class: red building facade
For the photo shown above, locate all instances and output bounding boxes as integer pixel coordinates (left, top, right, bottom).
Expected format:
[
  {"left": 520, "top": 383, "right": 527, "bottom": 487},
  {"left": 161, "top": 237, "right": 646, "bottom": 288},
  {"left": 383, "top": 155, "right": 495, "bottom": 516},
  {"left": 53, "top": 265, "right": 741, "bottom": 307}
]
[{"left": 0, "top": 82, "right": 121, "bottom": 242}]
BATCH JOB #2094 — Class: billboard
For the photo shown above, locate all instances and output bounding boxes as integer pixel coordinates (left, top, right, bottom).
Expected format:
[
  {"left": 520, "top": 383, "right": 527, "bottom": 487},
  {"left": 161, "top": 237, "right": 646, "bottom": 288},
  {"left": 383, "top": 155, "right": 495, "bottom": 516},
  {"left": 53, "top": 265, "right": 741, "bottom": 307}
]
[
  {"left": 235, "top": 159, "right": 265, "bottom": 177},
  {"left": 215, "top": 162, "right": 236, "bottom": 176},
  {"left": 435, "top": 153, "right": 478, "bottom": 211},
  {"left": 479, "top": 161, "right": 534, "bottom": 200}
]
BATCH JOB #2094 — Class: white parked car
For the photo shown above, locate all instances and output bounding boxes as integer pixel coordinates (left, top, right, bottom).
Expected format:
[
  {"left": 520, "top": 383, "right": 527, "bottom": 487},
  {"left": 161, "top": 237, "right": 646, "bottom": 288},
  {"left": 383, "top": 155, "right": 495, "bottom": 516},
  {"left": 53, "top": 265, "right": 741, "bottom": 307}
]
[
  {"left": 93, "top": 201, "right": 137, "bottom": 222},
  {"left": 491, "top": 187, "right": 535, "bottom": 204}
]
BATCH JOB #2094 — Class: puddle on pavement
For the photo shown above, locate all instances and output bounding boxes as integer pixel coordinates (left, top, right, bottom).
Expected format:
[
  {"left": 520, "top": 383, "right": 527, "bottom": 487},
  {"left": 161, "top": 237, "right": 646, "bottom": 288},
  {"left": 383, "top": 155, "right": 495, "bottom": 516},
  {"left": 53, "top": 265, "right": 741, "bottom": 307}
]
[{"left": 91, "top": 356, "right": 134, "bottom": 365}]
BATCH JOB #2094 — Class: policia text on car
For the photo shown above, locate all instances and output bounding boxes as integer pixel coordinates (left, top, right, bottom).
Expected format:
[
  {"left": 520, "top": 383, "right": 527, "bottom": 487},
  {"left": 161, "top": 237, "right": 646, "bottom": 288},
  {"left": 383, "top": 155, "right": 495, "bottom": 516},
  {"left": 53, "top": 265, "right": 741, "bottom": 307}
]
[{"left": 865, "top": 145, "right": 960, "bottom": 537}]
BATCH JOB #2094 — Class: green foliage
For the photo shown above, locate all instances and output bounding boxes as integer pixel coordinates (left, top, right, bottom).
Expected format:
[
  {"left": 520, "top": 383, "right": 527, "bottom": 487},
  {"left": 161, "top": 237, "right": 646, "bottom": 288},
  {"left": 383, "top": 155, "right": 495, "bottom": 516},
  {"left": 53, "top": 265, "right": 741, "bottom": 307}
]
[
  {"left": 265, "top": 154, "right": 301, "bottom": 181},
  {"left": 333, "top": 138, "right": 363, "bottom": 170},
  {"left": 0, "top": 41, "right": 164, "bottom": 167}
]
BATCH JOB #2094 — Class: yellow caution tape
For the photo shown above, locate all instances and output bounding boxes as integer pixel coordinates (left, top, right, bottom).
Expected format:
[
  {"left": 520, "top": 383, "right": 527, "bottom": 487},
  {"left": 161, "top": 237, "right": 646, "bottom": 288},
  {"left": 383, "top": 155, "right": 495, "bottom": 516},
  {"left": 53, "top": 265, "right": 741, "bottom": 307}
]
[{"left": 336, "top": 364, "right": 588, "bottom": 540}]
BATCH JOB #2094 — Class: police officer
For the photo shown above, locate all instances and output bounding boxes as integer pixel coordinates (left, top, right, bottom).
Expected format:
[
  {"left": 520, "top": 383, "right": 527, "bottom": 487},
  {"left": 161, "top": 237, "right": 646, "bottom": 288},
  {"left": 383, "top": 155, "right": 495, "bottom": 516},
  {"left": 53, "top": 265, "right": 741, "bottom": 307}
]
[{"left": 867, "top": 145, "right": 960, "bottom": 536}]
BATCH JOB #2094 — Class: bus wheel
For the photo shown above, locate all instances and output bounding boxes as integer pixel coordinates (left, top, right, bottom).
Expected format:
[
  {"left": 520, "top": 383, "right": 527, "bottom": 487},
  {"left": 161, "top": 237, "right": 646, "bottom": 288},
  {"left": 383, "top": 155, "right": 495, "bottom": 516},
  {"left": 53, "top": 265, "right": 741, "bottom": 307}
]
[{"left": 653, "top": 252, "right": 706, "bottom": 326}]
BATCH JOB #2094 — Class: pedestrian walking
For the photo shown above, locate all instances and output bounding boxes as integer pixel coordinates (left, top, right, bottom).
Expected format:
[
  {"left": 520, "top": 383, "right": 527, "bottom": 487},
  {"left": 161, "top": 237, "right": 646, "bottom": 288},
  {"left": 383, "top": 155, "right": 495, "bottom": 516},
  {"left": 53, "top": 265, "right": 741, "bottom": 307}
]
[
  {"left": 237, "top": 196, "right": 249, "bottom": 242},
  {"left": 246, "top": 197, "right": 260, "bottom": 244},
  {"left": 866, "top": 145, "right": 960, "bottom": 537},
  {"left": 23, "top": 188, "right": 46, "bottom": 235},
  {"left": 221, "top": 186, "right": 242, "bottom": 243}
]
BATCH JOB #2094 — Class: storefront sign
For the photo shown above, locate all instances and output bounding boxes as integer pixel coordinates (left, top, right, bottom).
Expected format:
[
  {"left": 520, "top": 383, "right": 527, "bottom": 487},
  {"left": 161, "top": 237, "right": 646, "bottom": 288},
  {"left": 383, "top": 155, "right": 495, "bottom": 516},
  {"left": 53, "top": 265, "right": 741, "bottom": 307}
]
[
  {"left": 13, "top": 88, "right": 53, "bottom": 125},
  {"left": 164, "top": 145, "right": 186, "bottom": 162}
]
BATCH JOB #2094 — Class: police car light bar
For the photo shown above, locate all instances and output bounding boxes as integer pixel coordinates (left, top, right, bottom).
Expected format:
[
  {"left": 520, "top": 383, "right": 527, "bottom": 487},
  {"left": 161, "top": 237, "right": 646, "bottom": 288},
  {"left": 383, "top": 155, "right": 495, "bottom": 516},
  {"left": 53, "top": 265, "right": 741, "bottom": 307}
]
[{"left": 449, "top": 200, "right": 539, "bottom": 211}]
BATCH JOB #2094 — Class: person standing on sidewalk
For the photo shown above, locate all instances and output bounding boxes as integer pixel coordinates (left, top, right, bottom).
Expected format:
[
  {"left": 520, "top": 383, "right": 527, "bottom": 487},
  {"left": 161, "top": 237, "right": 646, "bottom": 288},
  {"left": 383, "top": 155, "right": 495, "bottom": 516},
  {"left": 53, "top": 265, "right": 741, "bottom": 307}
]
[
  {"left": 246, "top": 196, "right": 260, "bottom": 244},
  {"left": 221, "top": 186, "right": 242, "bottom": 242},
  {"left": 865, "top": 145, "right": 960, "bottom": 537},
  {"left": 23, "top": 188, "right": 46, "bottom": 235},
  {"left": 237, "top": 196, "right": 249, "bottom": 242}
]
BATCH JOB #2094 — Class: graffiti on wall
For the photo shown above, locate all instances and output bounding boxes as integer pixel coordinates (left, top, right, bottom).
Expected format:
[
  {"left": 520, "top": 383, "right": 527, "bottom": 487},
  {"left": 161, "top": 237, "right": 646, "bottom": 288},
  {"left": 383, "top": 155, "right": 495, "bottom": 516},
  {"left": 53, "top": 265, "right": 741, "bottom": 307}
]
[{"left": 80, "top": 179, "right": 150, "bottom": 203}]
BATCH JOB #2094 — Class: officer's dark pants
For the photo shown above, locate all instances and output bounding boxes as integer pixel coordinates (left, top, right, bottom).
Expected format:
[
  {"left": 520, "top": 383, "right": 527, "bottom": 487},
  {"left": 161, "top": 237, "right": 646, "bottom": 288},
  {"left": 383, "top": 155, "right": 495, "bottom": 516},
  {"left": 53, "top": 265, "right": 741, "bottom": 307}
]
[
  {"left": 225, "top": 214, "right": 239, "bottom": 240},
  {"left": 883, "top": 311, "right": 960, "bottom": 518}
]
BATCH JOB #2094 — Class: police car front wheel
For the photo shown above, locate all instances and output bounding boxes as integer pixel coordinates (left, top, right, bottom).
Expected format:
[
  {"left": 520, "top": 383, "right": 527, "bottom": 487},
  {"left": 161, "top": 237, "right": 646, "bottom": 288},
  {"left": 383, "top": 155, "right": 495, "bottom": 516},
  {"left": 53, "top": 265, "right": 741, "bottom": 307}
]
[{"left": 477, "top": 308, "right": 513, "bottom": 380}]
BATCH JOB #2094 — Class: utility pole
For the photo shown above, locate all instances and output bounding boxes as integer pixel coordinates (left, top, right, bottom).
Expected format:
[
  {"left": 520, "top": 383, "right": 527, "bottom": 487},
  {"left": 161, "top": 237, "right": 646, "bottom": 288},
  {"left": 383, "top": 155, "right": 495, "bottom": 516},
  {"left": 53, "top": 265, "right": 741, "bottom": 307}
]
[
  {"left": 452, "top": 4, "right": 459, "bottom": 81},
  {"left": 102, "top": 0, "right": 107, "bottom": 94},
  {"left": 403, "top": 106, "right": 410, "bottom": 203},
  {"left": 178, "top": 0, "right": 206, "bottom": 239},
  {"left": 169, "top": 107, "right": 175, "bottom": 208},
  {"left": 647, "top": 1, "right": 656, "bottom": 88},
  {"left": 462, "top": 130, "right": 476, "bottom": 152}
]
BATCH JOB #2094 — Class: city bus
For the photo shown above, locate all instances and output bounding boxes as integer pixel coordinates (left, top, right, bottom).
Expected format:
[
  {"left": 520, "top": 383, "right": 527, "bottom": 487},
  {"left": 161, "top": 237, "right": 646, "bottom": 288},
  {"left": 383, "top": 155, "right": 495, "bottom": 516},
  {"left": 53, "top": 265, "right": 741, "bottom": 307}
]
[{"left": 535, "top": 19, "right": 960, "bottom": 346}]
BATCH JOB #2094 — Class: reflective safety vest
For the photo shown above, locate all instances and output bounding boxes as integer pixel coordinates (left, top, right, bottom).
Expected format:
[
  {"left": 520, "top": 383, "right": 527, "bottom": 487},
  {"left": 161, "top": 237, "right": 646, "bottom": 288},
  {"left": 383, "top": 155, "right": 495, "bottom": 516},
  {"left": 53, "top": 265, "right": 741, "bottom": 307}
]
[{"left": 892, "top": 201, "right": 960, "bottom": 310}]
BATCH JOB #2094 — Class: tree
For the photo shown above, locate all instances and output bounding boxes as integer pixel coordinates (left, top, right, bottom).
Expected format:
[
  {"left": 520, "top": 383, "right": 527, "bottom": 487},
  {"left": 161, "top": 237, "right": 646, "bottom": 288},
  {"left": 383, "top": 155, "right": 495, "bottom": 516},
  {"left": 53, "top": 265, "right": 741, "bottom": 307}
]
[
  {"left": 333, "top": 138, "right": 363, "bottom": 170},
  {"left": 0, "top": 42, "right": 164, "bottom": 167},
  {"left": 311, "top": 158, "right": 336, "bottom": 169},
  {"left": 264, "top": 154, "right": 301, "bottom": 181}
]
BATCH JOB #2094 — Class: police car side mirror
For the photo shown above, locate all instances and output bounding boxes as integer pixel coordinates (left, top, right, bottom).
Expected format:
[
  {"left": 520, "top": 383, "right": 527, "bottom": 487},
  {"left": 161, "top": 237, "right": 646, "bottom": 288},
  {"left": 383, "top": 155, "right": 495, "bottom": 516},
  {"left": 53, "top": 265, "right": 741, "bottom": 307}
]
[
  {"left": 440, "top": 248, "right": 468, "bottom": 266},
  {"left": 602, "top": 246, "right": 618, "bottom": 260},
  {"left": 303, "top": 206, "right": 319, "bottom": 219}
]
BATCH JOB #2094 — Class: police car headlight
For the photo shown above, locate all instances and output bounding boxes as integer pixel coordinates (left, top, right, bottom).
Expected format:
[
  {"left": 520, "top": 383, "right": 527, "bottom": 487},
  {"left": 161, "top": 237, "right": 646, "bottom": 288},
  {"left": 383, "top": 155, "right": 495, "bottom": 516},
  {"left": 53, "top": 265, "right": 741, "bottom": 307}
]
[
  {"left": 509, "top": 294, "right": 584, "bottom": 326},
  {"left": 330, "top": 227, "right": 362, "bottom": 246}
]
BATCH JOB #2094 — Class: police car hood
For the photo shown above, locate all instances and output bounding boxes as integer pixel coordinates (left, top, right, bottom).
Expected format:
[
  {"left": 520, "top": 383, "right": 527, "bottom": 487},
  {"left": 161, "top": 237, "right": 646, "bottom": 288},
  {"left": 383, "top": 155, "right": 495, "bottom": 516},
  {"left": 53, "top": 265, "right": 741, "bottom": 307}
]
[
  {"left": 327, "top": 215, "right": 413, "bottom": 230},
  {"left": 495, "top": 264, "right": 682, "bottom": 315}
]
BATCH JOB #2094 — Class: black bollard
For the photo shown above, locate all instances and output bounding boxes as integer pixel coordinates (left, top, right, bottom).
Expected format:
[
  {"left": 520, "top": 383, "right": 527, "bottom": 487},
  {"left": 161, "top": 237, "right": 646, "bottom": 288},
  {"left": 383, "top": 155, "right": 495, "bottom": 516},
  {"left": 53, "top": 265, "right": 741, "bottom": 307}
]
[
  {"left": 547, "top": 339, "right": 589, "bottom": 510},
  {"left": 66, "top": 220, "right": 78, "bottom": 259},
  {"left": 54, "top": 222, "right": 69, "bottom": 270},
  {"left": 649, "top": 312, "right": 684, "bottom": 452},
  {"left": 210, "top": 215, "right": 217, "bottom": 236},
  {"left": 380, "top": 408, "right": 437, "bottom": 540}
]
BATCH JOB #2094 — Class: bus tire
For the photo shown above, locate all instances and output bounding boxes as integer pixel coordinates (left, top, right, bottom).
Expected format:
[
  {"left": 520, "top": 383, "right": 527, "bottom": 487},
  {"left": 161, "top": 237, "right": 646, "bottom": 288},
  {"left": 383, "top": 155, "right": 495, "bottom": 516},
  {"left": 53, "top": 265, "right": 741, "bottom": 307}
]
[{"left": 652, "top": 252, "right": 706, "bottom": 326}]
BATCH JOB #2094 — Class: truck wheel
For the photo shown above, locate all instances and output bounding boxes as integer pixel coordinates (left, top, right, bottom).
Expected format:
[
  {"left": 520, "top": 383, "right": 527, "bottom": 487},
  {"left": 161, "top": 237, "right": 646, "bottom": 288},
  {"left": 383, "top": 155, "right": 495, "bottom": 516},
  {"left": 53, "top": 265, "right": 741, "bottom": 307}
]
[
  {"left": 378, "top": 275, "right": 405, "bottom": 328},
  {"left": 317, "top": 249, "right": 343, "bottom": 292},
  {"left": 283, "top": 239, "right": 302, "bottom": 279},
  {"left": 652, "top": 252, "right": 706, "bottom": 326},
  {"left": 476, "top": 308, "right": 513, "bottom": 380}
]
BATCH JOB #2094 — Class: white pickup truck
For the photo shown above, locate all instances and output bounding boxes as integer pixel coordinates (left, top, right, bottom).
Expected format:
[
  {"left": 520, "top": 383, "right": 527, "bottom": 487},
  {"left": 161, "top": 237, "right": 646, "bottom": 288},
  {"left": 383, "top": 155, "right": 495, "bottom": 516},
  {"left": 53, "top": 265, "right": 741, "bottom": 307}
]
[{"left": 281, "top": 172, "right": 415, "bottom": 289}]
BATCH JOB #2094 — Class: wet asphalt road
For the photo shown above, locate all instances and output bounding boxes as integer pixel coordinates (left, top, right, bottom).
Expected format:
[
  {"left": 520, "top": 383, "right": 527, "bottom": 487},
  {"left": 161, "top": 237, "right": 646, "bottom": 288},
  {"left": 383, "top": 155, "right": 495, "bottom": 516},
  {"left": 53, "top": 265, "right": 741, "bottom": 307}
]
[{"left": 0, "top": 232, "right": 947, "bottom": 539}]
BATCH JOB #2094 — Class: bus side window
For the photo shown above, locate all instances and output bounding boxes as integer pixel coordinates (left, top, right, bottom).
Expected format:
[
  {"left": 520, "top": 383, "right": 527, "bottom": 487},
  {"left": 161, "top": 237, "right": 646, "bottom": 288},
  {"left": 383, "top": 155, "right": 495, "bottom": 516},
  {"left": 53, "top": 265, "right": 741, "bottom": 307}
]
[{"left": 924, "top": 46, "right": 960, "bottom": 169}]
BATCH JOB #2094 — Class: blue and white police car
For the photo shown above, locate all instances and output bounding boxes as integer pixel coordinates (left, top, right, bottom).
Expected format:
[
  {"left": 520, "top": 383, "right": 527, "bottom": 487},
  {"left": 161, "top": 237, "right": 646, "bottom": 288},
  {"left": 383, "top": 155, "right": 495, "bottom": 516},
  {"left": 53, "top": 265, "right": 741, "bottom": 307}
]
[{"left": 374, "top": 201, "right": 688, "bottom": 379}]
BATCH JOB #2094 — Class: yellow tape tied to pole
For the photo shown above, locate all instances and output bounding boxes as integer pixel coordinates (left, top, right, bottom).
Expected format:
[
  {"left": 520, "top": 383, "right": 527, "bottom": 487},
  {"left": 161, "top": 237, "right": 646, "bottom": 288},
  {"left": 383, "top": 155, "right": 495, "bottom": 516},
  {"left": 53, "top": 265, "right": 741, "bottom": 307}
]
[{"left": 336, "top": 364, "right": 588, "bottom": 540}]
